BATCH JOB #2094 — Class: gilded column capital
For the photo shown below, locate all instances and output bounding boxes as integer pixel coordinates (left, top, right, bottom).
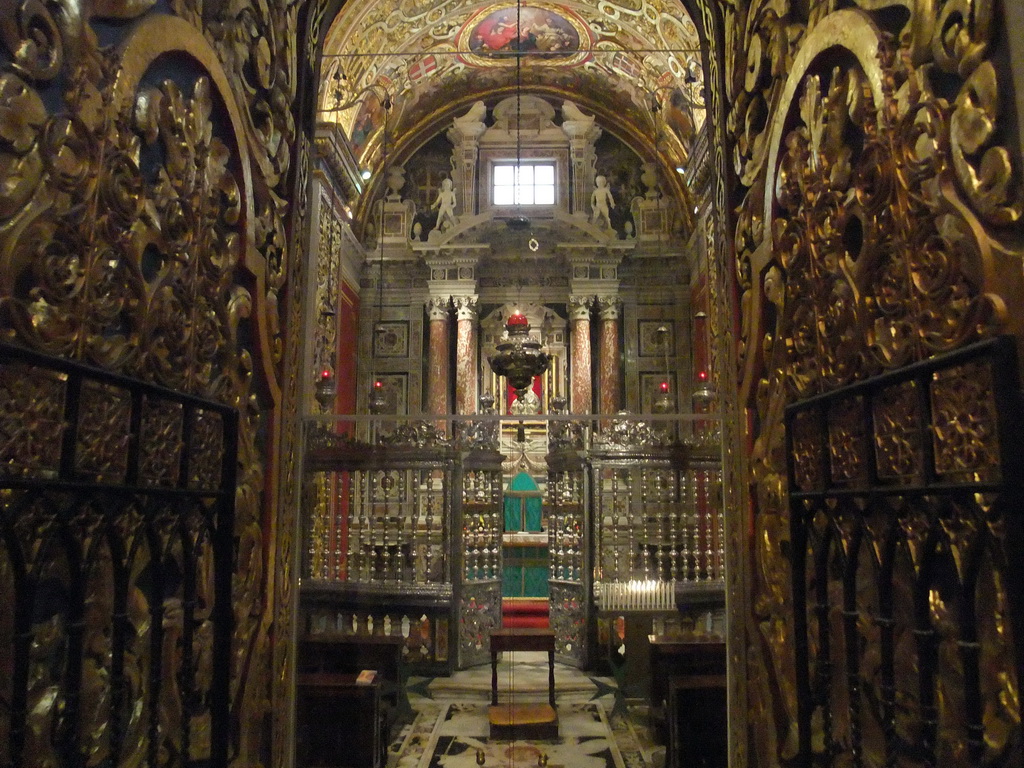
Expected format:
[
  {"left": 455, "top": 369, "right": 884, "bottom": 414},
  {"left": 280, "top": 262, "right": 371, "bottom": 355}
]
[
  {"left": 453, "top": 295, "right": 479, "bottom": 322},
  {"left": 596, "top": 296, "right": 621, "bottom": 321},
  {"left": 426, "top": 296, "right": 450, "bottom": 321},
  {"left": 569, "top": 295, "right": 593, "bottom": 322}
]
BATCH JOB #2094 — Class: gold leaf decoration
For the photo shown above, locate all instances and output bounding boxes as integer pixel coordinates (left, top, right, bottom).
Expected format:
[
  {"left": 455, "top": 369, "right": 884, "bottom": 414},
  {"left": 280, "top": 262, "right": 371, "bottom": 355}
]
[{"left": 733, "top": 0, "right": 1024, "bottom": 762}]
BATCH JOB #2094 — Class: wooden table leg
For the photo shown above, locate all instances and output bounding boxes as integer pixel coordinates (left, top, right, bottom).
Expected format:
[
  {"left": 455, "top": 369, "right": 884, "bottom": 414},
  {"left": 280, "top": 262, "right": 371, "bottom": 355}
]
[
  {"left": 548, "top": 648, "right": 555, "bottom": 707},
  {"left": 491, "top": 648, "right": 499, "bottom": 706}
]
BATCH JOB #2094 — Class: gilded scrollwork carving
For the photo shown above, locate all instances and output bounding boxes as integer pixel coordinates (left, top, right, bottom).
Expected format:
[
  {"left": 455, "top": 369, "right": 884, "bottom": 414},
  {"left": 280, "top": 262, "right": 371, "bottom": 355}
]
[
  {"left": 732, "top": 0, "right": 1024, "bottom": 761},
  {"left": 76, "top": 380, "right": 132, "bottom": 482},
  {"left": 0, "top": 2, "right": 293, "bottom": 766},
  {"left": 0, "top": 364, "right": 66, "bottom": 478},
  {"left": 929, "top": 360, "right": 1000, "bottom": 482},
  {"left": 0, "top": 0, "right": 65, "bottom": 81},
  {"left": 826, "top": 396, "right": 867, "bottom": 486},
  {"left": 872, "top": 380, "right": 921, "bottom": 482},
  {"left": 314, "top": 195, "right": 343, "bottom": 381},
  {"left": 189, "top": 408, "right": 225, "bottom": 490}
]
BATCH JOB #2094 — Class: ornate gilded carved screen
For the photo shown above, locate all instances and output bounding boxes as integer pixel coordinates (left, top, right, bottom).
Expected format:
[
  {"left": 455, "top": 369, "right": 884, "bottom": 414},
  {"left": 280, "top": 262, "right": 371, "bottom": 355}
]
[
  {"left": 0, "top": 342, "right": 238, "bottom": 768},
  {"left": 786, "top": 336, "right": 1024, "bottom": 767},
  {"left": 726, "top": 0, "right": 1024, "bottom": 762}
]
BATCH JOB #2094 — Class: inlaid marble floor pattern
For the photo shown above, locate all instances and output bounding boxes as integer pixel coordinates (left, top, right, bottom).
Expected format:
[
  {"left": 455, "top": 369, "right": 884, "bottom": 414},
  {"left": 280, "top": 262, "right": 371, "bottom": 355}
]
[{"left": 390, "top": 652, "right": 662, "bottom": 768}]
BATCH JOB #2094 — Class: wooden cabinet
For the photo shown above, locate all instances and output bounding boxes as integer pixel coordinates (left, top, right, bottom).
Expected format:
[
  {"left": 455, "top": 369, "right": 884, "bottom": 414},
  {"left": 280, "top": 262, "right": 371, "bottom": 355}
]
[
  {"left": 647, "top": 638, "right": 726, "bottom": 768},
  {"left": 296, "top": 673, "right": 382, "bottom": 768},
  {"left": 298, "top": 634, "right": 413, "bottom": 742}
]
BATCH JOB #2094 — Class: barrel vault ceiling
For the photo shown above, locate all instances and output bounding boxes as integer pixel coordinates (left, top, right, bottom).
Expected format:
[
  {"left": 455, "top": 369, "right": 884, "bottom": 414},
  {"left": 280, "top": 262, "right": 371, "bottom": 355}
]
[{"left": 319, "top": 0, "right": 707, "bottom": 180}]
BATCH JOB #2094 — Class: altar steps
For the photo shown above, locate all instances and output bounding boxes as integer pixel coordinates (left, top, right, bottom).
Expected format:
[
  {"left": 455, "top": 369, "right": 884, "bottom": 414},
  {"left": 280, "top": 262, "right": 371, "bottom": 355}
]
[{"left": 501, "top": 598, "right": 549, "bottom": 629}]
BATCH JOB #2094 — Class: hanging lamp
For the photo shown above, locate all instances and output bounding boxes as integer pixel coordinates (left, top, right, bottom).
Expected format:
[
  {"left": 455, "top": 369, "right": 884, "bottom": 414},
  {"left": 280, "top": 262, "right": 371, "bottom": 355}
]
[{"left": 487, "top": 0, "right": 549, "bottom": 405}]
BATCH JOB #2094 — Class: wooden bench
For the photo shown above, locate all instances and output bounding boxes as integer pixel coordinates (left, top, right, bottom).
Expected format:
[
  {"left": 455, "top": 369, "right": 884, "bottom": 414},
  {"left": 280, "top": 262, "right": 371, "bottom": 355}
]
[{"left": 488, "top": 628, "right": 558, "bottom": 740}]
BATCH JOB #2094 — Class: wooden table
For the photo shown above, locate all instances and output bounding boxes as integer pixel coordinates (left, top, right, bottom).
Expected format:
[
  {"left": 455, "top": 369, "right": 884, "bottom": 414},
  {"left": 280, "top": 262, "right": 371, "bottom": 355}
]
[
  {"left": 488, "top": 628, "right": 558, "bottom": 740},
  {"left": 489, "top": 627, "right": 556, "bottom": 707}
]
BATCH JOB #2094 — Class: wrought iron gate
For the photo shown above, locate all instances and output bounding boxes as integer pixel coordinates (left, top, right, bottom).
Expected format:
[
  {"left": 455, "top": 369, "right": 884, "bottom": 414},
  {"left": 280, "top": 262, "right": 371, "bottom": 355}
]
[
  {"left": 0, "top": 343, "right": 237, "bottom": 768},
  {"left": 786, "top": 336, "right": 1024, "bottom": 767}
]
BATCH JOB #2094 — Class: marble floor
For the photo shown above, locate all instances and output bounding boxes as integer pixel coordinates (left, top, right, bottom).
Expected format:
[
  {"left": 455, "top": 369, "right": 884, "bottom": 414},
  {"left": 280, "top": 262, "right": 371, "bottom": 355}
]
[{"left": 388, "top": 652, "right": 663, "bottom": 768}]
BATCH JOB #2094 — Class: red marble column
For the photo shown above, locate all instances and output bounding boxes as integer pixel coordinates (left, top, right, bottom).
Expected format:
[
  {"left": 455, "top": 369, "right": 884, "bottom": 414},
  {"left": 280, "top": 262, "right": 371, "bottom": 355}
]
[
  {"left": 569, "top": 296, "right": 593, "bottom": 415},
  {"left": 454, "top": 296, "right": 478, "bottom": 414},
  {"left": 597, "top": 296, "right": 621, "bottom": 415},
  {"left": 426, "top": 297, "right": 450, "bottom": 417}
]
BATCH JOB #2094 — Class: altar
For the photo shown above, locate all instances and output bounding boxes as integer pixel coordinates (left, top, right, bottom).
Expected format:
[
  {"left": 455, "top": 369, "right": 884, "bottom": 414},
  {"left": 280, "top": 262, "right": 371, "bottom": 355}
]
[
  {"left": 502, "top": 472, "right": 548, "bottom": 599},
  {"left": 299, "top": 412, "right": 724, "bottom": 678}
]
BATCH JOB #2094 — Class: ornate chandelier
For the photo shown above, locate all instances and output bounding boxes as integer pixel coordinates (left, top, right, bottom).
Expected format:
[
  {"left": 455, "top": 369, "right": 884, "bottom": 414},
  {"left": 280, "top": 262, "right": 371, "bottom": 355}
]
[{"left": 488, "top": 312, "right": 550, "bottom": 402}]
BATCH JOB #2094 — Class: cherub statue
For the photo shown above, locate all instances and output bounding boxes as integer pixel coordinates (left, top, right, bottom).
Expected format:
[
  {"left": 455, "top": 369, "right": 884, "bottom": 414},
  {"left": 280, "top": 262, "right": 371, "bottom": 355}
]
[
  {"left": 590, "top": 174, "right": 615, "bottom": 229},
  {"left": 432, "top": 177, "right": 458, "bottom": 233}
]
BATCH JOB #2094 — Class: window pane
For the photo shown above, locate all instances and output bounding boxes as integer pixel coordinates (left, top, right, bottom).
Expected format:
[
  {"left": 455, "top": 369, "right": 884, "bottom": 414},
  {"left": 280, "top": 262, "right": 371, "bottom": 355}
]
[
  {"left": 493, "top": 162, "right": 557, "bottom": 206},
  {"left": 494, "top": 166, "right": 514, "bottom": 186}
]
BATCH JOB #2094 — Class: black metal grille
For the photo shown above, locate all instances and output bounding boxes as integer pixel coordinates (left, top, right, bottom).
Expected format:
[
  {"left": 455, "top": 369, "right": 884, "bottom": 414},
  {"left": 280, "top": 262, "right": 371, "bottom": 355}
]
[
  {"left": 786, "top": 336, "right": 1024, "bottom": 767},
  {"left": 0, "top": 343, "right": 237, "bottom": 768}
]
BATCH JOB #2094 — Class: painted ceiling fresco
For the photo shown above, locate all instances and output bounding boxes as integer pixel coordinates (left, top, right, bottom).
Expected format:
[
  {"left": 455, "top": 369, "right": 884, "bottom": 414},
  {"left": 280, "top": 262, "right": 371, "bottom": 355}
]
[{"left": 321, "top": 0, "right": 705, "bottom": 169}]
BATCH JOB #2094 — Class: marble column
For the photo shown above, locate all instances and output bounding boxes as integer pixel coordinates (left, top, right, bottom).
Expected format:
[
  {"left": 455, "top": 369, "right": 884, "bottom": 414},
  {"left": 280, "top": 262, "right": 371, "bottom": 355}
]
[
  {"left": 596, "top": 296, "right": 621, "bottom": 415},
  {"left": 426, "top": 297, "right": 450, "bottom": 417},
  {"left": 569, "top": 296, "right": 593, "bottom": 415},
  {"left": 453, "top": 296, "right": 478, "bottom": 414}
]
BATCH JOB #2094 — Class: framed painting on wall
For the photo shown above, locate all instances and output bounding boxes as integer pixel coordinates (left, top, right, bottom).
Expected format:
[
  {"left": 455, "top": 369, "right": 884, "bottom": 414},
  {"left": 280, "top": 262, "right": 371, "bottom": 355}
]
[{"left": 638, "top": 320, "right": 674, "bottom": 359}]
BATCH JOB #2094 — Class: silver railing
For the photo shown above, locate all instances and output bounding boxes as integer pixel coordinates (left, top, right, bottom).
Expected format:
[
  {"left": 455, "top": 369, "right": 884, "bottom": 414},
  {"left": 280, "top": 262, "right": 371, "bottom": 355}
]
[{"left": 298, "top": 412, "right": 723, "bottom": 669}]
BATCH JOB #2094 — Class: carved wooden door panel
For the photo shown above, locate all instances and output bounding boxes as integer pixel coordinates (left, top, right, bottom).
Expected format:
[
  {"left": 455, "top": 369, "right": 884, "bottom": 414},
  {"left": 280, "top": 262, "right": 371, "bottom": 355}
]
[
  {"left": 0, "top": 2, "right": 305, "bottom": 766},
  {"left": 727, "top": 0, "right": 1024, "bottom": 764}
]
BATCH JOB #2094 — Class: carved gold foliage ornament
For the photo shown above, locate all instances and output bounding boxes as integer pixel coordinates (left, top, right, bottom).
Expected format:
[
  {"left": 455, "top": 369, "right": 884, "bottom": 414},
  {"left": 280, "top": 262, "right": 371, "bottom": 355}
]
[
  {"left": 826, "top": 396, "right": 868, "bottom": 486},
  {"left": 76, "top": 380, "right": 133, "bottom": 482},
  {"left": 0, "top": 0, "right": 305, "bottom": 766},
  {"left": 314, "top": 195, "right": 343, "bottom": 381},
  {"left": 929, "top": 360, "right": 1000, "bottom": 483},
  {"left": 732, "top": 0, "right": 1024, "bottom": 763},
  {"left": 0, "top": 364, "right": 66, "bottom": 478},
  {"left": 872, "top": 380, "right": 921, "bottom": 482}
]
